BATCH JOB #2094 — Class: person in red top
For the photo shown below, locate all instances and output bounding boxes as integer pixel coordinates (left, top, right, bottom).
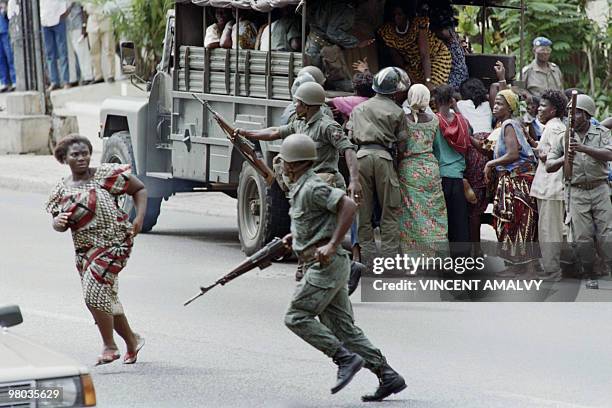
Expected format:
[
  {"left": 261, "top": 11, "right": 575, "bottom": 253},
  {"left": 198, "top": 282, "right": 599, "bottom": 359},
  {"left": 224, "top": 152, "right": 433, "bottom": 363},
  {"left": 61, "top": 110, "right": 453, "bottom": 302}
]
[{"left": 434, "top": 84, "right": 473, "bottom": 247}]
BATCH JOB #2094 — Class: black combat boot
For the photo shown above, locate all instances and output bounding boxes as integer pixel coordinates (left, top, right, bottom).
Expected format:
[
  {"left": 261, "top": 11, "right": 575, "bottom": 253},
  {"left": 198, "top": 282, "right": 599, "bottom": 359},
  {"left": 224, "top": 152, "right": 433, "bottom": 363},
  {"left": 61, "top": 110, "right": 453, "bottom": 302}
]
[
  {"left": 362, "top": 363, "right": 407, "bottom": 402},
  {"left": 348, "top": 261, "right": 366, "bottom": 296},
  {"left": 330, "top": 346, "right": 364, "bottom": 394}
]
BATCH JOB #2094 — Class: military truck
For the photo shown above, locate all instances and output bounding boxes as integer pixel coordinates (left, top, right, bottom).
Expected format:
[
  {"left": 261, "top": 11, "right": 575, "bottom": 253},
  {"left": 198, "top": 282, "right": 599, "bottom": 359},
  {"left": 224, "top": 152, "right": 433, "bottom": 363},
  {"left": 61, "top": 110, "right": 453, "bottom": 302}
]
[{"left": 99, "top": 0, "right": 525, "bottom": 255}]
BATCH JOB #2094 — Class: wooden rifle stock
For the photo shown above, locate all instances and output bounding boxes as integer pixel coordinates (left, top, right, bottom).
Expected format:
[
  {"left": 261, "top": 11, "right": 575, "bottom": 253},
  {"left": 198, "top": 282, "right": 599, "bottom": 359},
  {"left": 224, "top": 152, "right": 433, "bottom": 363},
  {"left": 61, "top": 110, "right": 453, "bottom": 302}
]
[
  {"left": 192, "top": 94, "right": 275, "bottom": 186},
  {"left": 184, "top": 237, "right": 289, "bottom": 306}
]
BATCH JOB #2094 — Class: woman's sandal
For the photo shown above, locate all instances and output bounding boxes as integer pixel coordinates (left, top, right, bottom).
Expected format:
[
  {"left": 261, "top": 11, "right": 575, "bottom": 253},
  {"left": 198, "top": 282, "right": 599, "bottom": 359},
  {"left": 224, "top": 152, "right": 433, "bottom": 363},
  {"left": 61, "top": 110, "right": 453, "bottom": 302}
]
[
  {"left": 95, "top": 348, "right": 120, "bottom": 366},
  {"left": 123, "top": 333, "right": 145, "bottom": 364}
]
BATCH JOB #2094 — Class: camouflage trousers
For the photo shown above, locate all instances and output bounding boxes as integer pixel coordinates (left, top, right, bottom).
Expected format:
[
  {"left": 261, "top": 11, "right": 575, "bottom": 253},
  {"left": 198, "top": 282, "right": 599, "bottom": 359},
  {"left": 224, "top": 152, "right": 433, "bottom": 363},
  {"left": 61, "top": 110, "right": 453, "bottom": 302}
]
[{"left": 284, "top": 253, "right": 385, "bottom": 371}]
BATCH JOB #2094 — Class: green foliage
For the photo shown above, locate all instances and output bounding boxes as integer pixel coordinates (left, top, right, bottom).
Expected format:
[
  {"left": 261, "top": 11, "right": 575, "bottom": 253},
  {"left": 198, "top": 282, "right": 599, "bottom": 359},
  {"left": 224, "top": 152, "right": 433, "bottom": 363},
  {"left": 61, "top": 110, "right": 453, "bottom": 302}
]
[
  {"left": 457, "top": 0, "right": 611, "bottom": 117},
  {"left": 93, "top": 0, "right": 174, "bottom": 80}
]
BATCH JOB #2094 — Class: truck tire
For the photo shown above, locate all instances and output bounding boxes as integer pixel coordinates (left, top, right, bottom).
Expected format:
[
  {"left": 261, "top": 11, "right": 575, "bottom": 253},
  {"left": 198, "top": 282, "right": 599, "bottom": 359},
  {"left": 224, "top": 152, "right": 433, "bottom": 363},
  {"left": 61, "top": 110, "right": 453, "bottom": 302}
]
[
  {"left": 237, "top": 162, "right": 290, "bottom": 255},
  {"left": 101, "top": 131, "right": 162, "bottom": 233}
]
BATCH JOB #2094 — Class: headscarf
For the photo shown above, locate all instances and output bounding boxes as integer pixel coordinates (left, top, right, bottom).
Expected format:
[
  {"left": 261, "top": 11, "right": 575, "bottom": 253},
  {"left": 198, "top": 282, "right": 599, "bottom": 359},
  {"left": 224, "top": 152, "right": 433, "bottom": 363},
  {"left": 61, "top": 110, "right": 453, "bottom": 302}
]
[
  {"left": 407, "top": 84, "right": 430, "bottom": 122},
  {"left": 498, "top": 89, "right": 520, "bottom": 116}
]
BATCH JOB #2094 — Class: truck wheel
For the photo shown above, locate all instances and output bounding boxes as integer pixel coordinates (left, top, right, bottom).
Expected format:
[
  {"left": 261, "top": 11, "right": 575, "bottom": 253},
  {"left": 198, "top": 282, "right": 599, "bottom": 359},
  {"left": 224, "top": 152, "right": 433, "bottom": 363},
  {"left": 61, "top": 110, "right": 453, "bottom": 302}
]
[
  {"left": 237, "top": 162, "right": 290, "bottom": 255},
  {"left": 101, "top": 131, "right": 162, "bottom": 233}
]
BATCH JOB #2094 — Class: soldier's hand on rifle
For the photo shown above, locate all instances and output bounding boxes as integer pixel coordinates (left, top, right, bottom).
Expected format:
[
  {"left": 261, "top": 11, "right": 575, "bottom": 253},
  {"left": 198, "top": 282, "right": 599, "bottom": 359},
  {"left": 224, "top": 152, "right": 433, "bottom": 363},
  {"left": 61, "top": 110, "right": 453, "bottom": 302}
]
[
  {"left": 233, "top": 128, "right": 243, "bottom": 138},
  {"left": 569, "top": 137, "right": 585, "bottom": 154},
  {"left": 315, "top": 242, "right": 336, "bottom": 266},
  {"left": 348, "top": 180, "right": 363, "bottom": 206}
]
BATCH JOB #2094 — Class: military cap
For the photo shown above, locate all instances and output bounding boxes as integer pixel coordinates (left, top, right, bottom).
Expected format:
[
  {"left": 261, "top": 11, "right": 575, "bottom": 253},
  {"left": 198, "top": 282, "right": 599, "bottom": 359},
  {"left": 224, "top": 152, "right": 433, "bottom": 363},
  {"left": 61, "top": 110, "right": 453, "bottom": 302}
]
[{"left": 533, "top": 37, "right": 552, "bottom": 47}]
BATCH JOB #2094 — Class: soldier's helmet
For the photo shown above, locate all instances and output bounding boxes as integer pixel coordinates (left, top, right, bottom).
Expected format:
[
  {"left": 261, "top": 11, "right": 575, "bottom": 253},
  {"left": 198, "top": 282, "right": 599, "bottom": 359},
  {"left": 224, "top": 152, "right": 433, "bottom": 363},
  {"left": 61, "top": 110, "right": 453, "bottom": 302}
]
[
  {"left": 297, "top": 66, "right": 326, "bottom": 86},
  {"left": 293, "top": 82, "right": 326, "bottom": 106},
  {"left": 571, "top": 94, "right": 597, "bottom": 117},
  {"left": 291, "top": 73, "right": 316, "bottom": 96},
  {"left": 372, "top": 67, "right": 411, "bottom": 95},
  {"left": 279, "top": 134, "right": 318, "bottom": 163}
]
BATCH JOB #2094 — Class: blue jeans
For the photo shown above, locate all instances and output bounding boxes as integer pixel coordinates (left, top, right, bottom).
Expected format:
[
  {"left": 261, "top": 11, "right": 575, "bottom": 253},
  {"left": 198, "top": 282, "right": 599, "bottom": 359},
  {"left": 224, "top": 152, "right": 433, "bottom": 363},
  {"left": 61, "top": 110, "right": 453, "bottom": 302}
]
[
  {"left": 0, "top": 33, "right": 15, "bottom": 86},
  {"left": 42, "top": 19, "right": 69, "bottom": 85}
]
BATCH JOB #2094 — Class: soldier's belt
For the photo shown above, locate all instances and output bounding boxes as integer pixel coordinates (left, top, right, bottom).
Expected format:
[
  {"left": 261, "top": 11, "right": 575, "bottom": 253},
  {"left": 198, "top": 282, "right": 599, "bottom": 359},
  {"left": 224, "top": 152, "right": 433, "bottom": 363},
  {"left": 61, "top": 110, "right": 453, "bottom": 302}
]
[
  {"left": 358, "top": 143, "right": 390, "bottom": 152},
  {"left": 572, "top": 180, "right": 606, "bottom": 190},
  {"left": 297, "top": 239, "right": 331, "bottom": 263}
]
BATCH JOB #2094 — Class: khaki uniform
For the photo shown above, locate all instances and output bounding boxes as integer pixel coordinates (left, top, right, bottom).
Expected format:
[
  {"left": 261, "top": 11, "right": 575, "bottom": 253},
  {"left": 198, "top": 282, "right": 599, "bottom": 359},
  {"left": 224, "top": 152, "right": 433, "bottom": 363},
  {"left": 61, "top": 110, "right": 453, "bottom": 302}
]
[
  {"left": 84, "top": 3, "right": 115, "bottom": 81},
  {"left": 547, "top": 124, "right": 612, "bottom": 271},
  {"left": 279, "top": 109, "right": 355, "bottom": 190},
  {"left": 284, "top": 169, "right": 385, "bottom": 371},
  {"left": 347, "top": 94, "right": 407, "bottom": 266},
  {"left": 522, "top": 60, "right": 564, "bottom": 98}
]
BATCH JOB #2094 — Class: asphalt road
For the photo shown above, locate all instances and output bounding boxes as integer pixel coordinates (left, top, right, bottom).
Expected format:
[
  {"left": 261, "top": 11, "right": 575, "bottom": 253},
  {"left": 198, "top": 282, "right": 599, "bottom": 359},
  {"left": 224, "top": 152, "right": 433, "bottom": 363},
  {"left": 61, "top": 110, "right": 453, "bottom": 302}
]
[{"left": 1, "top": 189, "right": 612, "bottom": 408}]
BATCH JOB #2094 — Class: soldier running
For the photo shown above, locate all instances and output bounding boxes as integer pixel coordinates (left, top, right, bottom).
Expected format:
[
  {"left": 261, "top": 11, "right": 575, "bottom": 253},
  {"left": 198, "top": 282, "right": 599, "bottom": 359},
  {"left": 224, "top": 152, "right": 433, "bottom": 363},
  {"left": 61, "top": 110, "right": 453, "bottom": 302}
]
[
  {"left": 279, "top": 133, "right": 406, "bottom": 401},
  {"left": 346, "top": 67, "right": 410, "bottom": 271},
  {"left": 546, "top": 94, "right": 612, "bottom": 289},
  {"left": 235, "top": 81, "right": 362, "bottom": 281}
]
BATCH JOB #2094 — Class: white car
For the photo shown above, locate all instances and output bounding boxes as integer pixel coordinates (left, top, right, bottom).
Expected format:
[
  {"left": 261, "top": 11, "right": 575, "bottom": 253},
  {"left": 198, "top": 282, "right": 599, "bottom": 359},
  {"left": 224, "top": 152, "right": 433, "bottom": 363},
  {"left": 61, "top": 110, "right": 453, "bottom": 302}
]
[{"left": 0, "top": 305, "right": 96, "bottom": 407}]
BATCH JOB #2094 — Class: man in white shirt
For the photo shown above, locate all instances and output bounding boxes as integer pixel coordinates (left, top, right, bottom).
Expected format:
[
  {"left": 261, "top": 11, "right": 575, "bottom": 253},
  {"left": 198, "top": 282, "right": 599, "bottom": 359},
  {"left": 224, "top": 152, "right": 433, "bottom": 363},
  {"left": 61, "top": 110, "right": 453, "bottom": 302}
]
[
  {"left": 40, "top": 0, "right": 70, "bottom": 90},
  {"left": 530, "top": 89, "right": 568, "bottom": 280}
]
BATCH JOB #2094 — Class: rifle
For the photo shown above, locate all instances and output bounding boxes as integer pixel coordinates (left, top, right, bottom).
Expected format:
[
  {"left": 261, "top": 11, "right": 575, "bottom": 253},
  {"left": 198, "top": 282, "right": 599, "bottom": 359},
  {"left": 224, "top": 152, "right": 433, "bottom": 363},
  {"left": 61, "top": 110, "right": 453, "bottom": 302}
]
[
  {"left": 184, "top": 237, "right": 290, "bottom": 306},
  {"left": 192, "top": 94, "right": 275, "bottom": 186},
  {"left": 563, "top": 90, "right": 578, "bottom": 224}
]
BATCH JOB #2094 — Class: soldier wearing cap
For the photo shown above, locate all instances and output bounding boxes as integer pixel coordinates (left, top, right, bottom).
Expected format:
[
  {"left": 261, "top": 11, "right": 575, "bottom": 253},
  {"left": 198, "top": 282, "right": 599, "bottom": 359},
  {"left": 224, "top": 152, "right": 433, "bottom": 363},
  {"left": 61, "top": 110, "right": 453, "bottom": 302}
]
[
  {"left": 280, "top": 133, "right": 406, "bottom": 401},
  {"left": 522, "top": 37, "right": 564, "bottom": 98},
  {"left": 346, "top": 66, "right": 410, "bottom": 269},
  {"left": 546, "top": 94, "right": 612, "bottom": 289},
  {"left": 235, "top": 81, "right": 361, "bottom": 280}
]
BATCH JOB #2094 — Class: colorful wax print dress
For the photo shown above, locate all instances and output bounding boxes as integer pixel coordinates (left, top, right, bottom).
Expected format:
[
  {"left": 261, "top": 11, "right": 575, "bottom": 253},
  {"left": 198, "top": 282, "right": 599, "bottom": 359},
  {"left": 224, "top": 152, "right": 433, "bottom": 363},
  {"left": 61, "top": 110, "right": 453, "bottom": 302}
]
[{"left": 46, "top": 164, "right": 133, "bottom": 315}]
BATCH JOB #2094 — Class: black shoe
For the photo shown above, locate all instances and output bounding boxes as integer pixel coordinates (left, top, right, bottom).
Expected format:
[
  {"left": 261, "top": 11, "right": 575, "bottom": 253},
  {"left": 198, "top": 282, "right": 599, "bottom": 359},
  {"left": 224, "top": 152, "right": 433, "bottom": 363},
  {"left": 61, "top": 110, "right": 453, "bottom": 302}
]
[
  {"left": 0, "top": 85, "right": 7, "bottom": 93},
  {"left": 331, "top": 346, "right": 364, "bottom": 394},
  {"left": 92, "top": 78, "right": 104, "bottom": 84},
  {"left": 106, "top": 77, "right": 115, "bottom": 83},
  {"left": 362, "top": 364, "right": 407, "bottom": 402},
  {"left": 348, "top": 261, "right": 365, "bottom": 296}
]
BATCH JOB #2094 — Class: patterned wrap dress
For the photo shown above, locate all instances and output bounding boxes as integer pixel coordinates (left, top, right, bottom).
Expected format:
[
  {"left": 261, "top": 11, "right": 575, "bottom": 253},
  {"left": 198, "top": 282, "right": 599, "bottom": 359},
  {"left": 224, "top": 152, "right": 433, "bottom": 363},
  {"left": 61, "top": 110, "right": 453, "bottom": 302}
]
[
  {"left": 491, "top": 119, "right": 539, "bottom": 260},
  {"left": 46, "top": 164, "right": 134, "bottom": 315},
  {"left": 398, "top": 115, "right": 448, "bottom": 250},
  {"left": 378, "top": 17, "right": 452, "bottom": 86}
]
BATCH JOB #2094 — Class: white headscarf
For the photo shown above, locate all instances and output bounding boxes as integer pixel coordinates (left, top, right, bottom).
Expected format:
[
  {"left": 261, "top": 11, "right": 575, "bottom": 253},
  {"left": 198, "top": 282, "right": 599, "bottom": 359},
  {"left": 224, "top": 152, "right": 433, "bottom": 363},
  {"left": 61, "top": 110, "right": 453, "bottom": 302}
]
[{"left": 407, "top": 84, "right": 430, "bottom": 122}]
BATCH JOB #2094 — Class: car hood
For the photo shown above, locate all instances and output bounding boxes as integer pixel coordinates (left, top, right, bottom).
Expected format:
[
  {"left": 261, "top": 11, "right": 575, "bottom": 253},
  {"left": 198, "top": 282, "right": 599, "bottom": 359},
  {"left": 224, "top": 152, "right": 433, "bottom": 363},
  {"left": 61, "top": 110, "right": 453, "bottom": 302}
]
[{"left": 0, "top": 331, "right": 88, "bottom": 383}]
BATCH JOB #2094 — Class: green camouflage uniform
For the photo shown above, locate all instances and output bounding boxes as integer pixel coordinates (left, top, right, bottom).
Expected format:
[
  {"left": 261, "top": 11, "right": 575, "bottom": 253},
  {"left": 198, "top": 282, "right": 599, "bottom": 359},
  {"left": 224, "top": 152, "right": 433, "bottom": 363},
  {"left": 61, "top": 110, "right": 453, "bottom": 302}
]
[
  {"left": 547, "top": 124, "right": 612, "bottom": 270},
  {"left": 284, "top": 169, "right": 385, "bottom": 370},
  {"left": 279, "top": 109, "right": 356, "bottom": 190}
]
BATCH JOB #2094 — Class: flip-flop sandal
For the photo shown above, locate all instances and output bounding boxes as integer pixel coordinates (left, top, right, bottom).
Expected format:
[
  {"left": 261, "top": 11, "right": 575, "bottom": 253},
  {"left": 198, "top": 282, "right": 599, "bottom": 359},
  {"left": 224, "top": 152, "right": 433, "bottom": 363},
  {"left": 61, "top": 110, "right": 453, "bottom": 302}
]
[
  {"left": 123, "top": 334, "right": 145, "bottom": 364},
  {"left": 95, "top": 349, "right": 120, "bottom": 366}
]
